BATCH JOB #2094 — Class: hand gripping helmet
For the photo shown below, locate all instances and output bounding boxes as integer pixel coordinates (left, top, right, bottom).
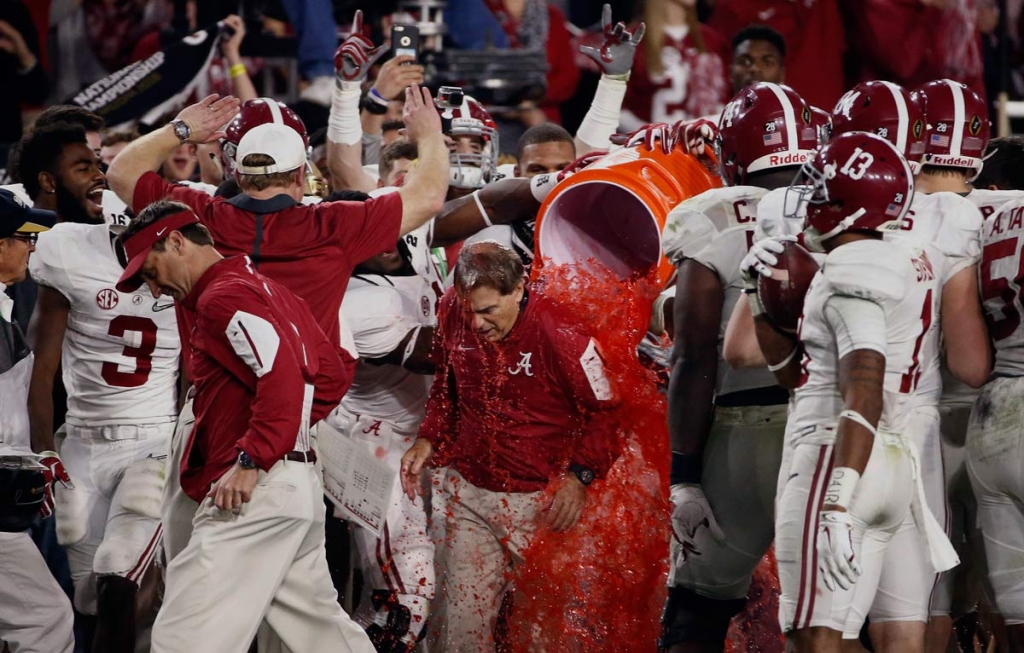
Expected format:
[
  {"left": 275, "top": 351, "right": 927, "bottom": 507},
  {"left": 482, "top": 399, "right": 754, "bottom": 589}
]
[
  {"left": 831, "top": 80, "right": 927, "bottom": 173},
  {"left": 438, "top": 95, "right": 499, "bottom": 190},
  {"left": 790, "top": 131, "right": 915, "bottom": 250},
  {"left": 911, "top": 79, "right": 990, "bottom": 177},
  {"left": 716, "top": 82, "right": 819, "bottom": 187}
]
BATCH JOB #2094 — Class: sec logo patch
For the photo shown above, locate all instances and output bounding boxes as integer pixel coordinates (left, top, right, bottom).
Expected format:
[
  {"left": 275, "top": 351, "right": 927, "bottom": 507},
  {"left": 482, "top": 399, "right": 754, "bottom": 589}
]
[{"left": 96, "top": 289, "right": 119, "bottom": 310}]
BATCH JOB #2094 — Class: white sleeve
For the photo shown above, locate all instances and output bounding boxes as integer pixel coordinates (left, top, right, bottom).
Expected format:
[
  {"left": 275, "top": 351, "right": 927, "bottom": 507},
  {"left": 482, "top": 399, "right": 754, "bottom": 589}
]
[
  {"left": 823, "top": 241, "right": 909, "bottom": 305},
  {"left": 690, "top": 228, "right": 748, "bottom": 288},
  {"left": 343, "top": 285, "right": 419, "bottom": 358},
  {"left": 936, "top": 196, "right": 983, "bottom": 280},
  {"left": 28, "top": 230, "right": 73, "bottom": 299},
  {"left": 662, "top": 207, "right": 717, "bottom": 265},
  {"left": 575, "top": 75, "right": 628, "bottom": 152},
  {"left": 823, "top": 294, "right": 888, "bottom": 358}
]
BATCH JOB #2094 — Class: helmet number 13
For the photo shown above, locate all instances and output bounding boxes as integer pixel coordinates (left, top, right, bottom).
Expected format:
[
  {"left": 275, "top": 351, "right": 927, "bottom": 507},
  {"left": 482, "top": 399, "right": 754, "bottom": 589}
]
[{"left": 839, "top": 147, "right": 875, "bottom": 180}]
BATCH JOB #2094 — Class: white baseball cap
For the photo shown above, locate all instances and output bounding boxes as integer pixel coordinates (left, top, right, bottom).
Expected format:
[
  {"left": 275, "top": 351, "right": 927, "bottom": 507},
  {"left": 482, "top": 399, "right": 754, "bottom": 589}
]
[{"left": 235, "top": 123, "right": 306, "bottom": 175}]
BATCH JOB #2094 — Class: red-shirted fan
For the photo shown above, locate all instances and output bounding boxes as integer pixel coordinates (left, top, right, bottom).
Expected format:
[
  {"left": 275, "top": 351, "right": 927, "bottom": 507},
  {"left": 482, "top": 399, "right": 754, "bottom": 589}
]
[
  {"left": 831, "top": 80, "right": 927, "bottom": 173},
  {"left": 717, "top": 82, "right": 819, "bottom": 186},
  {"left": 911, "top": 79, "right": 990, "bottom": 177}
]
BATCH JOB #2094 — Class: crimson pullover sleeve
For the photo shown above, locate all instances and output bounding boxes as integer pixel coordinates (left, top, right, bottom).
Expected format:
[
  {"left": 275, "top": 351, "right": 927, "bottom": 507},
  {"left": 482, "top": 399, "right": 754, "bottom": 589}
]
[
  {"left": 198, "top": 285, "right": 307, "bottom": 471},
  {"left": 133, "top": 171, "right": 214, "bottom": 216},
  {"left": 550, "top": 329, "right": 621, "bottom": 479},
  {"left": 416, "top": 292, "right": 460, "bottom": 461}
]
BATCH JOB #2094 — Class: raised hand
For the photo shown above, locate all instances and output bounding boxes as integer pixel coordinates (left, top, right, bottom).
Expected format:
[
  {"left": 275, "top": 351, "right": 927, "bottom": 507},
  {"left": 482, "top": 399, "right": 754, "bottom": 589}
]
[
  {"left": 579, "top": 4, "right": 645, "bottom": 77},
  {"left": 334, "top": 10, "right": 389, "bottom": 83}
]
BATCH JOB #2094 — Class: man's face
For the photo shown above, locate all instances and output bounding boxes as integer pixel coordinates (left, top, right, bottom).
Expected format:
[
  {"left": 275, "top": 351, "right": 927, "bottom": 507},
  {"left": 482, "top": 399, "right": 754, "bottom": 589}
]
[
  {"left": 383, "top": 157, "right": 413, "bottom": 188},
  {"left": 86, "top": 131, "right": 102, "bottom": 161},
  {"left": 516, "top": 140, "right": 575, "bottom": 178},
  {"left": 447, "top": 134, "right": 484, "bottom": 157},
  {"left": 140, "top": 241, "right": 192, "bottom": 300},
  {"left": 162, "top": 143, "right": 198, "bottom": 182},
  {"left": 0, "top": 235, "right": 35, "bottom": 285},
  {"left": 100, "top": 141, "right": 128, "bottom": 166},
  {"left": 460, "top": 282, "right": 524, "bottom": 342},
  {"left": 731, "top": 39, "right": 785, "bottom": 93},
  {"left": 54, "top": 142, "right": 106, "bottom": 224},
  {"left": 358, "top": 247, "right": 409, "bottom": 275}
]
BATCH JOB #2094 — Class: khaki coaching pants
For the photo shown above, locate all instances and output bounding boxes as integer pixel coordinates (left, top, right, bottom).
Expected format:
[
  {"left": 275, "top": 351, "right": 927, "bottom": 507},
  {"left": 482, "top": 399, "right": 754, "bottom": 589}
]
[
  {"left": 437, "top": 468, "right": 541, "bottom": 653},
  {"left": 151, "top": 460, "right": 374, "bottom": 653}
]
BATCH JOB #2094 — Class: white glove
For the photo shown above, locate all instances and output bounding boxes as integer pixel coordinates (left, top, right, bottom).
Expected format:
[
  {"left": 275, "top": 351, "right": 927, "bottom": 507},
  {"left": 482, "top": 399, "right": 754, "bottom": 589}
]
[
  {"left": 817, "top": 510, "right": 862, "bottom": 591},
  {"left": 739, "top": 234, "right": 796, "bottom": 291},
  {"left": 670, "top": 483, "right": 725, "bottom": 550}
]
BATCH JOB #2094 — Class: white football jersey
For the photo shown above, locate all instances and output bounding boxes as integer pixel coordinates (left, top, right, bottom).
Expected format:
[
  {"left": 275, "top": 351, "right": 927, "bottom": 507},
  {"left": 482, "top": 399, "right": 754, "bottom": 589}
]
[
  {"left": 885, "top": 192, "right": 983, "bottom": 404},
  {"left": 979, "top": 198, "right": 1024, "bottom": 377},
  {"left": 29, "top": 223, "right": 180, "bottom": 427},
  {"left": 0, "top": 184, "right": 131, "bottom": 227},
  {"left": 752, "top": 186, "right": 807, "bottom": 241},
  {"left": 340, "top": 221, "right": 444, "bottom": 429},
  {"left": 789, "top": 239, "right": 936, "bottom": 439},
  {"left": 968, "top": 188, "right": 1024, "bottom": 221},
  {"left": 662, "top": 185, "right": 778, "bottom": 395}
]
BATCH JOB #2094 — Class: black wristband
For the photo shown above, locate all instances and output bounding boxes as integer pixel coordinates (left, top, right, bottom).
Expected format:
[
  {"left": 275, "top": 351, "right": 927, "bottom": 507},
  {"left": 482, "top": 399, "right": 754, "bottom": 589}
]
[
  {"left": 361, "top": 96, "right": 388, "bottom": 115},
  {"left": 670, "top": 452, "right": 702, "bottom": 485}
]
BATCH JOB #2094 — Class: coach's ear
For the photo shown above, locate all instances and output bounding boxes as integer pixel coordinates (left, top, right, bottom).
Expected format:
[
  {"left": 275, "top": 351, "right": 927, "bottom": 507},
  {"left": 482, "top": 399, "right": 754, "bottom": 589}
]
[{"left": 38, "top": 171, "right": 56, "bottom": 196}]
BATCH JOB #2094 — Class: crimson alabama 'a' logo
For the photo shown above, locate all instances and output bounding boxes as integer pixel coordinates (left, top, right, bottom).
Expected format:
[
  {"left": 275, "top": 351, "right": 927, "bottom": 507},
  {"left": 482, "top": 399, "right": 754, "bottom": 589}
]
[{"left": 96, "top": 289, "right": 119, "bottom": 310}]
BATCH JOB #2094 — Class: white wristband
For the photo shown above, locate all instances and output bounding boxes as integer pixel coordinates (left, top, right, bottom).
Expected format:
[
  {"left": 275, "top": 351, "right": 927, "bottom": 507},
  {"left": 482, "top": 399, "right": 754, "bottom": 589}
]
[
  {"left": 328, "top": 81, "right": 363, "bottom": 146},
  {"left": 839, "top": 409, "right": 878, "bottom": 436},
  {"left": 575, "top": 75, "right": 628, "bottom": 152},
  {"left": 530, "top": 173, "right": 559, "bottom": 204},
  {"left": 824, "top": 466, "right": 860, "bottom": 509},
  {"left": 767, "top": 347, "right": 797, "bottom": 372},
  {"left": 472, "top": 190, "right": 493, "bottom": 227}
]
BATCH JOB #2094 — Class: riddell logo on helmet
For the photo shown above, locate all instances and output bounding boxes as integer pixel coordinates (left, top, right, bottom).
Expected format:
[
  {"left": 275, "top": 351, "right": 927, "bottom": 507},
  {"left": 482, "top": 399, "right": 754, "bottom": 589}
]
[
  {"left": 929, "top": 155, "right": 974, "bottom": 168},
  {"left": 769, "top": 152, "right": 810, "bottom": 166}
]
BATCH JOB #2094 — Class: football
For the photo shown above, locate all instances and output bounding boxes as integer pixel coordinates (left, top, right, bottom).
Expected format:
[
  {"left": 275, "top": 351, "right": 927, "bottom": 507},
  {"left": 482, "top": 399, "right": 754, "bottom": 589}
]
[{"left": 756, "top": 241, "right": 820, "bottom": 333}]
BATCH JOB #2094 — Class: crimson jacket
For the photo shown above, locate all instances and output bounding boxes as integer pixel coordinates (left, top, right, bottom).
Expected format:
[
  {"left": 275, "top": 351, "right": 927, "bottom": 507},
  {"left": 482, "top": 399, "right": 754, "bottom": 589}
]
[
  {"left": 180, "top": 256, "right": 346, "bottom": 502},
  {"left": 418, "top": 287, "right": 620, "bottom": 493},
  {"left": 132, "top": 172, "right": 402, "bottom": 379}
]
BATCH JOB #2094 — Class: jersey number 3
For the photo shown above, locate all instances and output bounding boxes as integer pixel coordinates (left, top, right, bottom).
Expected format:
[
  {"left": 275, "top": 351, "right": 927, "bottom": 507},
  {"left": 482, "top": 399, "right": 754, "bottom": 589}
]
[{"left": 101, "top": 316, "right": 158, "bottom": 387}]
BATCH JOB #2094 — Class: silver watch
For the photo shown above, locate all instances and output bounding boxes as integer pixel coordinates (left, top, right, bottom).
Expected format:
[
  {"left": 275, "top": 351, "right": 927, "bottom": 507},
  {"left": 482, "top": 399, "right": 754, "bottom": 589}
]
[{"left": 171, "top": 119, "right": 191, "bottom": 143}]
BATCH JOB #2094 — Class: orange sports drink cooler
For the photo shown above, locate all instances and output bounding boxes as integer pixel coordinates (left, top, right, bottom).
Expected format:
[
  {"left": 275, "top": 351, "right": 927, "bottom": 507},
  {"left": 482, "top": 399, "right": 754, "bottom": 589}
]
[{"left": 533, "top": 140, "right": 722, "bottom": 289}]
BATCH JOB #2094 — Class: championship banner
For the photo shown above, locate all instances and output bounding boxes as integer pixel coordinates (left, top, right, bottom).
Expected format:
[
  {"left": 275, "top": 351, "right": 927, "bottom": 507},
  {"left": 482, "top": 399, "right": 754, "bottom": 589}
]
[{"left": 67, "top": 24, "right": 224, "bottom": 130}]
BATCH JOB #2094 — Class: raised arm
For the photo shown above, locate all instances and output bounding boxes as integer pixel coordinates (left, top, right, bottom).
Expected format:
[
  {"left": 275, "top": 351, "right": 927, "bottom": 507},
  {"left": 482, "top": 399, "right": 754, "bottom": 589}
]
[
  {"left": 107, "top": 95, "right": 240, "bottom": 205},
  {"left": 396, "top": 86, "right": 449, "bottom": 235},
  {"left": 430, "top": 176, "right": 554, "bottom": 247},
  {"left": 220, "top": 15, "right": 258, "bottom": 102}
]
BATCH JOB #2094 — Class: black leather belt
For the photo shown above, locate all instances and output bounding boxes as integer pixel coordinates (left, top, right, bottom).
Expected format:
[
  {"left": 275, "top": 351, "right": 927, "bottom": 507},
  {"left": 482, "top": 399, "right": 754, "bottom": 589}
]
[
  {"left": 285, "top": 450, "right": 317, "bottom": 464},
  {"left": 715, "top": 385, "right": 790, "bottom": 408}
]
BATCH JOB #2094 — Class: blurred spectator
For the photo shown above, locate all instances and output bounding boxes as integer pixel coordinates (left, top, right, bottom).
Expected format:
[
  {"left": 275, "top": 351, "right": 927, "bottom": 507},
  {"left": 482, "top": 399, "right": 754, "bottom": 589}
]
[
  {"left": 161, "top": 143, "right": 198, "bottom": 182},
  {"left": 473, "top": 0, "right": 580, "bottom": 150},
  {"left": 382, "top": 120, "right": 405, "bottom": 146},
  {"left": 841, "top": 0, "right": 985, "bottom": 100},
  {"left": 621, "top": 0, "right": 731, "bottom": 129},
  {"left": 729, "top": 24, "right": 786, "bottom": 93},
  {"left": 708, "top": 0, "right": 845, "bottom": 110},
  {"left": 83, "top": 0, "right": 147, "bottom": 72},
  {"left": 286, "top": 0, "right": 341, "bottom": 106},
  {"left": 0, "top": 0, "right": 48, "bottom": 154},
  {"left": 100, "top": 129, "right": 139, "bottom": 167}
]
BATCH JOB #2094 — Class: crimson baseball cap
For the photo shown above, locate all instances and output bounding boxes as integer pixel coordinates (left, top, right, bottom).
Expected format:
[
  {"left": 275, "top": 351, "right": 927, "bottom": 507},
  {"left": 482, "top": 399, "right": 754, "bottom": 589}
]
[
  {"left": 0, "top": 189, "right": 56, "bottom": 238},
  {"left": 235, "top": 123, "right": 306, "bottom": 174},
  {"left": 115, "top": 209, "right": 200, "bottom": 292}
]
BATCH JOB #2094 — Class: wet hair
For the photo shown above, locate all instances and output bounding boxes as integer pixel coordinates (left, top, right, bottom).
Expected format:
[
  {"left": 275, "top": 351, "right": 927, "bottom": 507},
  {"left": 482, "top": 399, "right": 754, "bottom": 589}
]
[
  {"left": 973, "top": 136, "right": 1024, "bottom": 191},
  {"left": 515, "top": 123, "right": 575, "bottom": 165},
  {"left": 17, "top": 122, "right": 88, "bottom": 199},
  {"left": 732, "top": 24, "right": 786, "bottom": 60},
  {"left": 379, "top": 139, "right": 419, "bottom": 184},
  {"left": 455, "top": 241, "right": 525, "bottom": 295},
  {"left": 122, "top": 199, "right": 213, "bottom": 248}
]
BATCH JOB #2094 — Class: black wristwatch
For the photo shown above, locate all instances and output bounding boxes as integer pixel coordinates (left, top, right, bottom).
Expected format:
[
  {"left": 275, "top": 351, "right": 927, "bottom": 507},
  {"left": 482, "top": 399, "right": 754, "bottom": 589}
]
[
  {"left": 569, "top": 463, "right": 595, "bottom": 486},
  {"left": 237, "top": 451, "right": 257, "bottom": 470},
  {"left": 171, "top": 119, "right": 192, "bottom": 143},
  {"left": 361, "top": 95, "right": 389, "bottom": 115}
]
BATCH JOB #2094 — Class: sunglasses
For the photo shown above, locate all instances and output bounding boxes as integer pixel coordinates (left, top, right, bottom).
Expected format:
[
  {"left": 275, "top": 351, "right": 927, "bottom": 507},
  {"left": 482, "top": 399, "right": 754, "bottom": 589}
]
[{"left": 10, "top": 232, "right": 38, "bottom": 246}]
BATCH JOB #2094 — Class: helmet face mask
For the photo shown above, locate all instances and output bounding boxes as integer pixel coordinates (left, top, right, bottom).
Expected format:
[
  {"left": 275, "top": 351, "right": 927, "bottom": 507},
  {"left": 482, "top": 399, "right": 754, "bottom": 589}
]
[
  {"left": 440, "top": 95, "right": 499, "bottom": 189},
  {"left": 796, "top": 132, "right": 915, "bottom": 251}
]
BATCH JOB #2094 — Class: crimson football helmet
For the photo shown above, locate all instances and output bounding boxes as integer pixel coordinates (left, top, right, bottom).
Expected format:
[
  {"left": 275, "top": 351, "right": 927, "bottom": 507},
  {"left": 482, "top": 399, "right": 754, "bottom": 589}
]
[
  {"left": 831, "top": 80, "right": 927, "bottom": 173},
  {"left": 717, "top": 82, "right": 819, "bottom": 187},
  {"left": 810, "top": 107, "right": 834, "bottom": 147},
  {"left": 789, "top": 132, "right": 915, "bottom": 250},
  {"left": 222, "top": 98, "right": 310, "bottom": 173},
  {"left": 438, "top": 94, "right": 499, "bottom": 189},
  {"left": 911, "top": 79, "right": 990, "bottom": 176}
]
